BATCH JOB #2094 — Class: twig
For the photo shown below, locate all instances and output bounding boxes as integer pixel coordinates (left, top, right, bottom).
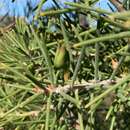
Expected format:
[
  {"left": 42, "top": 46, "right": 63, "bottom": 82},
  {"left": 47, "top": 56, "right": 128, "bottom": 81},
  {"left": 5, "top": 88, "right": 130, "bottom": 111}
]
[
  {"left": 109, "top": 0, "right": 125, "bottom": 12},
  {"left": 0, "top": 22, "right": 15, "bottom": 34},
  {"left": 34, "top": 77, "right": 124, "bottom": 94},
  {"left": 53, "top": 79, "right": 117, "bottom": 93}
]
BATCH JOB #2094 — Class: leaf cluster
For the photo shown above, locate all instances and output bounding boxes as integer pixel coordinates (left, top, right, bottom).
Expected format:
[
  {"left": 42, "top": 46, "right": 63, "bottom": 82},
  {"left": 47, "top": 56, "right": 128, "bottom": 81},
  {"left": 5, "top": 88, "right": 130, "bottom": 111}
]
[{"left": 0, "top": 0, "right": 130, "bottom": 130}]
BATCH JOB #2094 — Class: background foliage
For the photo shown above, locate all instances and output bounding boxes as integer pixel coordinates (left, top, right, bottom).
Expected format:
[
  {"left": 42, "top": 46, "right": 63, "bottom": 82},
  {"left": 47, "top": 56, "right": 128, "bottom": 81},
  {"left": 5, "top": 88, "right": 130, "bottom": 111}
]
[{"left": 0, "top": 0, "right": 130, "bottom": 130}]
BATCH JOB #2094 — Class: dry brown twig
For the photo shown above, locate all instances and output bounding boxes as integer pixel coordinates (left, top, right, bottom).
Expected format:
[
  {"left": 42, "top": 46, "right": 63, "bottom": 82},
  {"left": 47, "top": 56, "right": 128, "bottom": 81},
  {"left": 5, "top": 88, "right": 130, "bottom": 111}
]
[{"left": 109, "top": 0, "right": 125, "bottom": 12}]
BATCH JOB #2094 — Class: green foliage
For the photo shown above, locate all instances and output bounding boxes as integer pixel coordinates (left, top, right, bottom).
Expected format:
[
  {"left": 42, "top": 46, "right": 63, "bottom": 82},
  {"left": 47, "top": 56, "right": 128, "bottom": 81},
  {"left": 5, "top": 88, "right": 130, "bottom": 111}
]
[{"left": 0, "top": 0, "right": 130, "bottom": 130}]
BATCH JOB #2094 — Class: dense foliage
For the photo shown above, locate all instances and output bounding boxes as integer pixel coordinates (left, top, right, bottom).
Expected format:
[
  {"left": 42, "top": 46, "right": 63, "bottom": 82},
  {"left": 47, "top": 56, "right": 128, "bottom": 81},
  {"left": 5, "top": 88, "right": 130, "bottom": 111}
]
[{"left": 0, "top": 0, "right": 130, "bottom": 130}]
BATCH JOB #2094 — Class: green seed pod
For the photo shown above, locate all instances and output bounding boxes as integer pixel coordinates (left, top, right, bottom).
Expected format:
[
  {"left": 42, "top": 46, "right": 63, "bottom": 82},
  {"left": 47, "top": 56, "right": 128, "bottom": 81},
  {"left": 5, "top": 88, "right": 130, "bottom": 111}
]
[{"left": 54, "top": 44, "right": 67, "bottom": 69}]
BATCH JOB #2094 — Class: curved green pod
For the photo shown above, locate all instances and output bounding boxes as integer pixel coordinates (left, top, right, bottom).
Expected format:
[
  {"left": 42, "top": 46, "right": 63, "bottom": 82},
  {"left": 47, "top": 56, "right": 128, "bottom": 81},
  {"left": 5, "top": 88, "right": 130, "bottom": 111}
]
[{"left": 54, "top": 44, "right": 67, "bottom": 69}]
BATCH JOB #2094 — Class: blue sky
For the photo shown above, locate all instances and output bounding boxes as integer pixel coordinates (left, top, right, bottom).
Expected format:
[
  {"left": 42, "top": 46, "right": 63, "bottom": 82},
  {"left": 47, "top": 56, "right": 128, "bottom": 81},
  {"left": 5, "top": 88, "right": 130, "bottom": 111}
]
[
  {"left": 0, "top": 0, "right": 116, "bottom": 15},
  {"left": 0, "top": 0, "right": 116, "bottom": 21}
]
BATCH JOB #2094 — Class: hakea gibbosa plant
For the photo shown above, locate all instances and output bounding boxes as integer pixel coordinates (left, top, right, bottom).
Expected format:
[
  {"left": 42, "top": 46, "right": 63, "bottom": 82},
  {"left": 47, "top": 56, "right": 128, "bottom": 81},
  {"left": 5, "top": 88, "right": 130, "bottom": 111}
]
[{"left": 0, "top": 0, "right": 130, "bottom": 130}]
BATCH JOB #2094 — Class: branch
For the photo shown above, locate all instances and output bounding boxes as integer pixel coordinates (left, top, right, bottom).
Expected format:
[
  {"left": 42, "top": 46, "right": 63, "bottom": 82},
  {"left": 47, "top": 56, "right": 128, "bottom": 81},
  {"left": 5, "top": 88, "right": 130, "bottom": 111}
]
[
  {"left": 52, "top": 79, "right": 117, "bottom": 93},
  {"left": 0, "top": 22, "right": 15, "bottom": 32},
  {"left": 109, "top": 0, "right": 125, "bottom": 12},
  {"left": 33, "top": 77, "right": 123, "bottom": 94}
]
